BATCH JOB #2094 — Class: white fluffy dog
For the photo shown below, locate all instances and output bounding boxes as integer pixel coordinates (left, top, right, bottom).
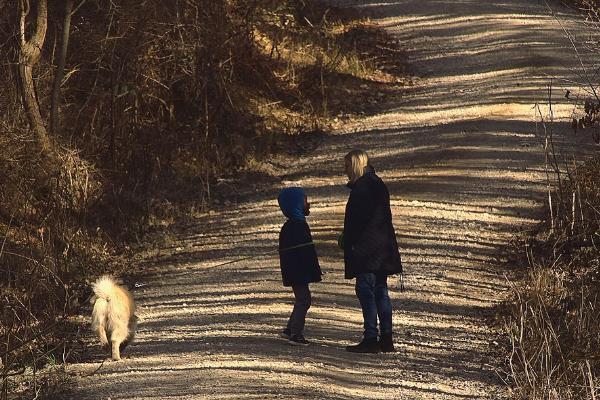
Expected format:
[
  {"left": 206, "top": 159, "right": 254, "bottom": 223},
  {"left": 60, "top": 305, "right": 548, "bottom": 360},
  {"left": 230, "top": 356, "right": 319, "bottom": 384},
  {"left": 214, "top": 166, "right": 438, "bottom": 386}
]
[{"left": 91, "top": 275, "right": 137, "bottom": 361}]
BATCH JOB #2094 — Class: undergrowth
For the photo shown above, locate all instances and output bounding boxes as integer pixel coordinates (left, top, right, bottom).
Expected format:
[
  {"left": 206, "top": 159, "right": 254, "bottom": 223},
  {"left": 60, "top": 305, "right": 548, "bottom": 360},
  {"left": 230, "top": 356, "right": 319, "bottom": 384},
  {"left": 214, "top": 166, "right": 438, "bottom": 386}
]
[
  {"left": 502, "top": 60, "right": 599, "bottom": 400},
  {"left": 502, "top": 155, "right": 600, "bottom": 399}
]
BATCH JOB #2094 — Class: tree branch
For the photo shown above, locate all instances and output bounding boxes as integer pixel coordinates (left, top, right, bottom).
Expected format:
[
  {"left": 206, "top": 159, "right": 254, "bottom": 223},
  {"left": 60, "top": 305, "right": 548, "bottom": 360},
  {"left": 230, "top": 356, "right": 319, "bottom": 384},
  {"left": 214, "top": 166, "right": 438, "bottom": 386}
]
[
  {"left": 17, "top": 0, "right": 52, "bottom": 153},
  {"left": 50, "top": 0, "right": 74, "bottom": 133}
]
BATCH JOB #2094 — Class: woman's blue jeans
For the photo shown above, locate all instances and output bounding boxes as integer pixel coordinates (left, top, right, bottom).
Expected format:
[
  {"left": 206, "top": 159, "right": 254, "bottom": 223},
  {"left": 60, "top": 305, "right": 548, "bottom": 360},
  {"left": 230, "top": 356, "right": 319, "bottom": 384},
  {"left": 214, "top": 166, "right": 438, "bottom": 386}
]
[{"left": 355, "top": 273, "right": 393, "bottom": 340}]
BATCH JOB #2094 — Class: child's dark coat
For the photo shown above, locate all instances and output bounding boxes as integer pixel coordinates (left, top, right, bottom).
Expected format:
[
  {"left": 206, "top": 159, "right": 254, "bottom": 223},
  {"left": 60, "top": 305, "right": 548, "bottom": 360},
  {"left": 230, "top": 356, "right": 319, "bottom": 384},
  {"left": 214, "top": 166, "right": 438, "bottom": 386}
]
[{"left": 279, "top": 219, "right": 322, "bottom": 287}]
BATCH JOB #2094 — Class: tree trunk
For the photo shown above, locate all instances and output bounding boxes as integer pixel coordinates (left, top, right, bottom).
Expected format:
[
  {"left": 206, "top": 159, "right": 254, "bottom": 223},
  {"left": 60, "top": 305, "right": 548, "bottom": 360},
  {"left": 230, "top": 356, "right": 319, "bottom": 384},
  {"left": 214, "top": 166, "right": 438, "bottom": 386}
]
[
  {"left": 50, "top": 0, "right": 74, "bottom": 134},
  {"left": 18, "top": 0, "right": 51, "bottom": 153}
]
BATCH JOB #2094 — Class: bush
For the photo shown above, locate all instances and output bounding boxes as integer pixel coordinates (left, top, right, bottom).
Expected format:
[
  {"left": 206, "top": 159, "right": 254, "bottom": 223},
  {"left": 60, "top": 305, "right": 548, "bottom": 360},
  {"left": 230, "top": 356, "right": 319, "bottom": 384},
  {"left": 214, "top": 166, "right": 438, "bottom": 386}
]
[{"left": 503, "top": 153, "right": 600, "bottom": 399}]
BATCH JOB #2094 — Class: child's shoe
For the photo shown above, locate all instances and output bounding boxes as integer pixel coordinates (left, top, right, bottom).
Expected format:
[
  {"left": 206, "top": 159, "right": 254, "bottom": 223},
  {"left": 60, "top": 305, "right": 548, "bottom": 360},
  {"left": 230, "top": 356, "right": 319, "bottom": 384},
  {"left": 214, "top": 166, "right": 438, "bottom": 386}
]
[
  {"left": 288, "top": 335, "right": 309, "bottom": 346},
  {"left": 279, "top": 328, "right": 291, "bottom": 339}
]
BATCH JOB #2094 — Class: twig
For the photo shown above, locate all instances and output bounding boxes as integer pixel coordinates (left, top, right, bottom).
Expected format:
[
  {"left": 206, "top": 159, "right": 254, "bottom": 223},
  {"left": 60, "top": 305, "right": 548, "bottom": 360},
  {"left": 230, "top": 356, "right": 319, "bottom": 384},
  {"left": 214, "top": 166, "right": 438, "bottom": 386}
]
[
  {"left": 545, "top": 0, "right": 600, "bottom": 104},
  {"left": 0, "top": 322, "right": 60, "bottom": 360},
  {"left": 84, "top": 358, "right": 106, "bottom": 376},
  {"left": 0, "top": 216, "right": 13, "bottom": 259}
]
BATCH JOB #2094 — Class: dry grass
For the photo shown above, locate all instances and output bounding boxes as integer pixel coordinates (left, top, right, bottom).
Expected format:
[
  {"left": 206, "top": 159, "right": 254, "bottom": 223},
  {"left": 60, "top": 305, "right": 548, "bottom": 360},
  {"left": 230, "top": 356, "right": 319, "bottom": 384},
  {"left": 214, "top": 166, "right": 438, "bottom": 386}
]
[{"left": 502, "top": 150, "right": 600, "bottom": 399}]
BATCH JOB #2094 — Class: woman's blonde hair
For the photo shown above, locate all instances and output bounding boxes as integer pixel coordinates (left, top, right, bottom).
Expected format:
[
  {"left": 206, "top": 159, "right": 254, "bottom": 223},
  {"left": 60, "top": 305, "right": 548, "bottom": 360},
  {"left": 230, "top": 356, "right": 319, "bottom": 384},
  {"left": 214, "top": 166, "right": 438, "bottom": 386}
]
[{"left": 345, "top": 149, "right": 369, "bottom": 183}]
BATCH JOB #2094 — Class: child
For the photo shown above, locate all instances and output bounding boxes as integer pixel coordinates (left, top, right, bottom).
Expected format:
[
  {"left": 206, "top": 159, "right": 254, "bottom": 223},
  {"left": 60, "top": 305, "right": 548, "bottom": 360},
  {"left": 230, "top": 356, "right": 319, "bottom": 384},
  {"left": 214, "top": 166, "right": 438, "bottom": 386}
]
[{"left": 277, "top": 187, "right": 322, "bottom": 346}]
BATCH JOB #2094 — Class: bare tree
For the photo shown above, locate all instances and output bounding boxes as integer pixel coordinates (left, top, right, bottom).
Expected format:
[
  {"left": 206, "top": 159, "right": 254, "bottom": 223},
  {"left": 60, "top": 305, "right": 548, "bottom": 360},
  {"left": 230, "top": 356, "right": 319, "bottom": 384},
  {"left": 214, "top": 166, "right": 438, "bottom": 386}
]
[
  {"left": 18, "top": 0, "right": 51, "bottom": 153},
  {"left": 50, "top": 0, "right": 74, "bottom": 134}
]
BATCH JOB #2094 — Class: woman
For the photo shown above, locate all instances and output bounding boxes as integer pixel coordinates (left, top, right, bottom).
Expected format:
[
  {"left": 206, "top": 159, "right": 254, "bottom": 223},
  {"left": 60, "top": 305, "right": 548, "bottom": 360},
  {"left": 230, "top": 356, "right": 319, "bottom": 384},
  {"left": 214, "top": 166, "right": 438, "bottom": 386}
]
[{"left": 343, "top": 149, "right": 402, "bottom": 353}]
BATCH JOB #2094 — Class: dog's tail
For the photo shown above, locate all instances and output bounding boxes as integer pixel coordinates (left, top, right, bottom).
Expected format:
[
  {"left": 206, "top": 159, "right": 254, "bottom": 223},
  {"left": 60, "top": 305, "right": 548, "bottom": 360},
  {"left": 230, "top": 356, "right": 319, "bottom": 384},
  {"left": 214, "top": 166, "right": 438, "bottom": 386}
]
[
  {"left": 91, "top": 275, "right": 118, "bottom": 331},
  {"left": 92, "top": 275, "right": 120, "bottom": 301}
]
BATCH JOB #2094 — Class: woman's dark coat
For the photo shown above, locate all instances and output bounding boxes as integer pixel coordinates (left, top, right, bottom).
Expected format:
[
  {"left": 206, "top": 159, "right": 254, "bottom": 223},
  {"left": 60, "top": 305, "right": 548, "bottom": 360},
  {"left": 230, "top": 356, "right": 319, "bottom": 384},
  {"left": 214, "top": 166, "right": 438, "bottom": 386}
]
[
  {"left": 279, "top": 219, "right": 322, "bottom": 286},
  {"left": 343, "top": 168, "right": 402, "bottom": 279}
]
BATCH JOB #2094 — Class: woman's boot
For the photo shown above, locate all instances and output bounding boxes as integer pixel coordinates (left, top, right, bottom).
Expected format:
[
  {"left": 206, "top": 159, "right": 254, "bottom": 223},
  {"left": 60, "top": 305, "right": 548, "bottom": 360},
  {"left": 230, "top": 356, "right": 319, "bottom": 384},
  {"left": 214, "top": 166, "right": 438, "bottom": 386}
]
[
  {"left": 378, "top": 333, "right": 396, "bottom": 353},
  {"left": 346, "top": 338, "right": 380, "bottom": 353}
]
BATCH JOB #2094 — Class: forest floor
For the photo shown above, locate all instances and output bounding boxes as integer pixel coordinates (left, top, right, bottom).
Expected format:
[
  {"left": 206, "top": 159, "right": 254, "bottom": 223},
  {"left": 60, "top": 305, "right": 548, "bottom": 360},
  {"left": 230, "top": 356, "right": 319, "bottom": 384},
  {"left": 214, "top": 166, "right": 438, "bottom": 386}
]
[{"left": 67, "top": 0, "right": 597, "bottom": 399}]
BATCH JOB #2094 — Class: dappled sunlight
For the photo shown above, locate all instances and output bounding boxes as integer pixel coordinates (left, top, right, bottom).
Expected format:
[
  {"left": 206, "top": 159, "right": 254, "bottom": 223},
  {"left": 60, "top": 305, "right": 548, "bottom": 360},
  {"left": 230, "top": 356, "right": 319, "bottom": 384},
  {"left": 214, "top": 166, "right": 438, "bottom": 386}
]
[
  {"left": 336, "top": 0, "right": 594, "bottom": 130},
  {"left": 353, "top": 103, "right": 575, "bottom": 129},
  {"left": 67, "top": 0, "right": 599, "bottom": 399}
]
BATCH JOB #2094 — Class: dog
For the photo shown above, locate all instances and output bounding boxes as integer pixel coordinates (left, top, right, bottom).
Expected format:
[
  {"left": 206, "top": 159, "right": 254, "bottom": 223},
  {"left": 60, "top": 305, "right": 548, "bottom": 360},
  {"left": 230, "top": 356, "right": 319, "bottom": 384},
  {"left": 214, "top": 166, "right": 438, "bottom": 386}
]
[{"left": 90, "top": 275, "right": 137, "bottom": 361}]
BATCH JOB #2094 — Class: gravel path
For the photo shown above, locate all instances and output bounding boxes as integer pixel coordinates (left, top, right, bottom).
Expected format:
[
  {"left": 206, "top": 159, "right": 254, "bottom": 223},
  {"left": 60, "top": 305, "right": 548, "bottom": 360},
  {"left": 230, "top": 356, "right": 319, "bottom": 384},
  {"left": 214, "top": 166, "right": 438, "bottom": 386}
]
[{"left": 69, "top": 1, "right": 596, "bottom": 399}]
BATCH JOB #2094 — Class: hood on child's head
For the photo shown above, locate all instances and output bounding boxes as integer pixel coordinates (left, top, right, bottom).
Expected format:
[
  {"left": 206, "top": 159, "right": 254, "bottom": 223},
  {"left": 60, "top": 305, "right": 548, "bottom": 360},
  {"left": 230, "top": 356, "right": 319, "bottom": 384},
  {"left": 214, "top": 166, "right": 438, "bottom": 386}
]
[{"left": 278, "top": 187, "right": 306, "bottom": 221}]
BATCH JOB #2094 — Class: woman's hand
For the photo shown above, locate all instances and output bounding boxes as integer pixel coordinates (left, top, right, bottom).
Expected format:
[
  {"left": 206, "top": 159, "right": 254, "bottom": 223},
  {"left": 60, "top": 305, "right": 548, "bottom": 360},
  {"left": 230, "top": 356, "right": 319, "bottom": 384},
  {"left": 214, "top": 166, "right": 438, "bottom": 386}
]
[{"left": 337, "top": 232, "right": 344, "bottom": 249}]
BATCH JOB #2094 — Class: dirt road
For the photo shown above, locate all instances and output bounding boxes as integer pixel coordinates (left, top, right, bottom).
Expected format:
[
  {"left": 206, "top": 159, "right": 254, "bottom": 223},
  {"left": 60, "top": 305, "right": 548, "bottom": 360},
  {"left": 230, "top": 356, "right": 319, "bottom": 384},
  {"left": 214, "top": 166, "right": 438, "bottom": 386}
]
[{"left": 70, "top": 1, "right": 596, "bottom": 399}]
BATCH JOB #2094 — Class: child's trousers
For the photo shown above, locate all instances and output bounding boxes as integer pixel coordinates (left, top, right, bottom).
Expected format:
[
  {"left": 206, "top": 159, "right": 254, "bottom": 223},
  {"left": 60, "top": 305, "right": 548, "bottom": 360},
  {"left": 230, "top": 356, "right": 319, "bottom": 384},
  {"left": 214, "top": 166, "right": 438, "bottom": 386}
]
[{"left": 287, "top": 284, "right": 311, "bottom": 336}]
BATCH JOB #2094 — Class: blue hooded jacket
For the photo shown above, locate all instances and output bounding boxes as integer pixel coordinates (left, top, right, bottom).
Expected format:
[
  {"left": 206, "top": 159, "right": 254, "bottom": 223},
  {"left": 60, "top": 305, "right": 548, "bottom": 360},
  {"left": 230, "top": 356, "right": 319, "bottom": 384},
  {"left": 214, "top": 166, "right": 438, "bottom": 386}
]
[
  {"left": 277, "top": 187, "right": 322, "bottom": 286},
  {"left": 277, "top": 187, "right": 306, "bottom": 221}
]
